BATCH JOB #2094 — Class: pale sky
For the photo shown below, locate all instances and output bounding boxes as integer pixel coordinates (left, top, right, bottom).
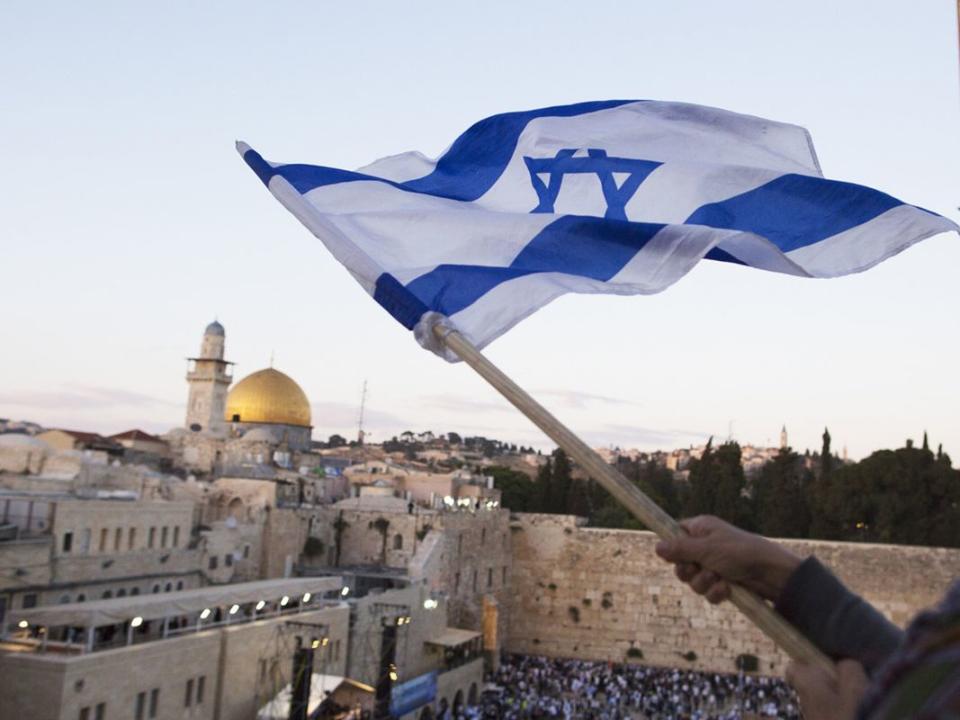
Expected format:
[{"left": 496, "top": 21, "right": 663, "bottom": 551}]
[{"left": 1, "top": 1, "right": 958, "bottom": 460}]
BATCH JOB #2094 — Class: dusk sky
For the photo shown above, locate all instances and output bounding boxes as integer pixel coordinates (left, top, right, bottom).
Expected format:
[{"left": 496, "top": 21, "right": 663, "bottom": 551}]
[{"left": 2, "top": 1, "right": 957, "bottom": 459}]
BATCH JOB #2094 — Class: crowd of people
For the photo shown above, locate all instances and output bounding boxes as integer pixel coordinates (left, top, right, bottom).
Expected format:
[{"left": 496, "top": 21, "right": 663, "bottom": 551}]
[{"left": 450, "top": 654, "right": 800, "bottom": 720}]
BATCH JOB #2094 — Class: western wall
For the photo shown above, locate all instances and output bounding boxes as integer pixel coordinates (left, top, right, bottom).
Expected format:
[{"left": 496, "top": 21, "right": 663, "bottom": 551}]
[{"left": 506, "top": 513, "right": 960, "bottom": 675}]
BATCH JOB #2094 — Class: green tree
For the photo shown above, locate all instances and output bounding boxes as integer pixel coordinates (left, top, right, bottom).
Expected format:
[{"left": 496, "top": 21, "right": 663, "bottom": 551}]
[
  {"left": 752, "top": 447, "right": 812, "bottom": 538},
  {"left": 487, "top": 466, "right": 536, "bottom": 512},
  {"left": 683, "top": 437, "right": 716, "bottom": 518}
]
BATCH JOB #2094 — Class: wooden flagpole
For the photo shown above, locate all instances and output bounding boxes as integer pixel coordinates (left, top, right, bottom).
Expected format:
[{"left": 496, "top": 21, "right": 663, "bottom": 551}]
[{"left": 435, "top": 324, "right": 835, "bottom": 677}]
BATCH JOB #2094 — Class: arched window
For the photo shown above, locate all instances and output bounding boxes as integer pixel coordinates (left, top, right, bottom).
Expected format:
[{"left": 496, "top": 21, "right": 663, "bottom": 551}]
[
  {"left": 164, "top": 582, "right": 173, "bottom": 592},
  {"left": 152, "top": 584, "right": 161, "bottom": 594},
  {"left": 176, "top": 581, "right": 184, "bottom": 591},
  {"left": 102, "top": 590, "right": 112, "bottom": 599},
  {"left": 130, "top": 587, "right": 140, "bottom": 596},
  {"left": 393, "top": 533, "right": 403, "bottom": 550},
  {"left": 59, "top": 594, "right": 71, "bottom": 604},
  {"left": 468, "top": 683, "right": 478, "bottom": 706},
  {"left": 77, "top": 594, "right": 86, "bottom": 603},
  {"left": 117, "top": 589, "right": 126, "bottom": 598}
]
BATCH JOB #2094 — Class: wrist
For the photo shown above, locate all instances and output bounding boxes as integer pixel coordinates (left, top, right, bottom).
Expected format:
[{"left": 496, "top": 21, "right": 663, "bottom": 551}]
[{"left": 753, "top": 542, "right": 802, "bottom": 601}]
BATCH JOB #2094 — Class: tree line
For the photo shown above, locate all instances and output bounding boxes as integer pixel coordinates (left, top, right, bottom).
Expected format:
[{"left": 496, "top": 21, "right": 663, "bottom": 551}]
[{"left": 489, "top": 430, "right": 960, "bottom": 548}]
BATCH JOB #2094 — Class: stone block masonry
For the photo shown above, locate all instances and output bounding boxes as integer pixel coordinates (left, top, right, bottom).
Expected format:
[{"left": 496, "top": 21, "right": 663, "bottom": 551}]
[{"left": 507, "top": 514, "right": 960, "bottom": 675}]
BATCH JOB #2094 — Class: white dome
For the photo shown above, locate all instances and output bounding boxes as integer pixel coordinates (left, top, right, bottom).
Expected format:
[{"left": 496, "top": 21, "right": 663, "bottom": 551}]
[{"left": 239, "top": 427, "right": 281, "bottom": 444}]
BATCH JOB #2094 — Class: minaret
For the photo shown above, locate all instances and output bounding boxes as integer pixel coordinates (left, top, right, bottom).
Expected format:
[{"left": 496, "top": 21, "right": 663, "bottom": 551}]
[
  {"left": 185, "top": 320, "right": 233, "bottom": 435},
  {"left": 780, "top": 425, "right": 788, "bottom": 449}
]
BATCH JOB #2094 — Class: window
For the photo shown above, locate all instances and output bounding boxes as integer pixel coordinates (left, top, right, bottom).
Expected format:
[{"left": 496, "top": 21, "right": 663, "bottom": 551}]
[
  {"left": 102, "top": 590, "right": 112, "bottom": 599},
  {"left": 209, "top": 556, "right": 218, "bottom": 570},
  {"left": 117, "top": 589, "right": 126, "bottom": 598},
  {"left": 196, "top": 676, "right": 205, "bottom": 704},
  {"left": 63, "top": 531, "right": 73, "bottom": 553},
  {"left": 454, "top": 573, "right": 460, "bottom": 592},
  {"left": 77, "top": 593, "right": 86, "bottom": 602},
  {"left": 481, "top": 528, "right": 486, "bottom": 545},
  {"left": 79, "top": 707, "right": 90, "bottom": 720},
  {"left": 131, "top": 587, "right": 139, "bottom": 596},
  {"left": 114, "top": 528, "right": 122, "bottom": 551},
  {"left": 95, "top": 703, "right": 105, "bottom": 720},
  {"left": 184, "top": 678, "right": 193, "bottom": 708},
  {"left": 225, "top": 553, "right": 233, "bottom": 567},
  {"left": 128, "top": 527, "right": 136, "bottom": 550},
  {"left": 243, "top": 544, "right": 250, "bottom": 559},
  {"left": 160, "top": 527, "right": 168, "bottom": 549},
  {"left": 502, "top": 566, "right": 507, "bottom": 584},
  {"left": 135, "top": 691, "right": 146, "bottom": 720},
  {"left": 176, "top": 581, "right": 183, "bottom": 591},
  {"left": 148, "top": 688, "right": 158, "bottom": 718},
  {"left": 100, "top": 528, "right": 108, "bottom": 552},
  {"left": 393, "top": 534, "right": 403, "bottom": 550},
  {"left": 473, "top": 570, "right": 478, "bottom": 592},
  {"left": 152, "top": 584, "right": 160, "bottom": 594},
  {"left": 164, "top": 583, "right": 172, "bottom": 592},
  {"left": 23, "top": 593, "right": 38, "bottom": 609},
  {"left": 148, "top": 527, "right": 156, "bottom": 549},
  {"left": 487, "top": 568, "right": 493, "bottom": 588},
  {"left": 172, "top": 526, "right": 180, "bottom": 547}
]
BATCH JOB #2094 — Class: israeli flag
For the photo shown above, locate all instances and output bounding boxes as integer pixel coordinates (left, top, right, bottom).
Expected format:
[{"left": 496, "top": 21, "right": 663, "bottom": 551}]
[{"left": 238, "top": 100, "right": 956, "bottom": 361}]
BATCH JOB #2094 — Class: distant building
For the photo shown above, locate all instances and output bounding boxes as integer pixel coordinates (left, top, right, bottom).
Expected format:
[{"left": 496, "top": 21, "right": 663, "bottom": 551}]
[
  {"left": 36, "top": 429, "right": 122, "bottom": 456},
  {"left": 109, "top": 429, "right": 169, "bottom": 457}
]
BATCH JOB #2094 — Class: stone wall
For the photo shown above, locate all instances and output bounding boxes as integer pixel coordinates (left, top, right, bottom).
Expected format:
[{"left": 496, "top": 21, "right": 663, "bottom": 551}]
[{"left": 507, "top": 514, "right": 960, "bottom": 676}]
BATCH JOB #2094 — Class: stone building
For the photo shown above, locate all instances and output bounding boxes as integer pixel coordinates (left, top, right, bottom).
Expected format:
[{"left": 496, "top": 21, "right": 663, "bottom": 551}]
[
  {"left": 0, "top": 493, "right": 202, "bottom": 619},
  {"left": 0, "top": 577, "right": 347, "bottom": 720}
]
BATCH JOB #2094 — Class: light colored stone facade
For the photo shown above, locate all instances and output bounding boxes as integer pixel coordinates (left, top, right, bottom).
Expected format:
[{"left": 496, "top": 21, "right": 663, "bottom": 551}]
[
  {"left": 1, "top": 495, "right": 203, "bottom": 612},
  {"left": 507, "top": 513, "right": 960, "bottom": 675},
  {"left": 0, "top": 604, "right": 349, "bottom": 720}
]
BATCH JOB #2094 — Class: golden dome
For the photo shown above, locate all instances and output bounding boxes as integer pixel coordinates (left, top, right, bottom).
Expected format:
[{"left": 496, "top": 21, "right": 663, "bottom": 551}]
[{"left": 225, "top": 368, "right": 312, "bottom": 428}]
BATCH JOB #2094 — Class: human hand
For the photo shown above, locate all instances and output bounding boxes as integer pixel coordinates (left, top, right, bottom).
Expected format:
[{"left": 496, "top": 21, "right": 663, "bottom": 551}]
[
  {"left": 785, "top": 659, "right": 869, "bottom": 720},
  {"left": 655, "top": 515, "right": 802, "bottom": 604}
]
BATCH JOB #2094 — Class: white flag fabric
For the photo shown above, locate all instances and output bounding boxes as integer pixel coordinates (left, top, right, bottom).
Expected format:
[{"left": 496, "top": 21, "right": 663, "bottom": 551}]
[{"left": 238, "top": 100, "right": 956, "bottom": 361}]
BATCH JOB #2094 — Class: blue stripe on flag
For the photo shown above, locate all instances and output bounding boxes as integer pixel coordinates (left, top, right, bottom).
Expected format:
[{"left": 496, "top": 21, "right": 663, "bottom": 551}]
[
  {"left": 687, "top": 174, "right": 904, "bottom": 253},
  {"left": 373, "top": 273, "right": 430, "bottom": 330},
  {"left": 402, "top": 216, "right": 665, "bottom": 318},
  {"left": 243, "top": 100, "right": 637, "bottom": 201}
]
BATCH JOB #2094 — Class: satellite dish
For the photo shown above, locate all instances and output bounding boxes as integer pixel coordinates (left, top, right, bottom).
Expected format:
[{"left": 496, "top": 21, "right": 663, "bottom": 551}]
[{"left": 190, "top": 424, "right": 202, "bottom": 432}]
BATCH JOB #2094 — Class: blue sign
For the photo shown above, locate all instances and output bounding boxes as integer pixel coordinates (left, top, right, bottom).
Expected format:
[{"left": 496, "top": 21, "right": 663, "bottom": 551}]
[{"left": 390, "top": 671, "right": 437, "bottom": 716}]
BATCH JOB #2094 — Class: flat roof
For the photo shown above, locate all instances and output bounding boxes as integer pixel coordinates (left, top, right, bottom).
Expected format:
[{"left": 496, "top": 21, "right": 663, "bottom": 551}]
[
  {"left": 426, "top": 627, "right": 481, "bottom": 647},
  {"left": 10, "top": 576, "right": 343, "bottom": 629}
]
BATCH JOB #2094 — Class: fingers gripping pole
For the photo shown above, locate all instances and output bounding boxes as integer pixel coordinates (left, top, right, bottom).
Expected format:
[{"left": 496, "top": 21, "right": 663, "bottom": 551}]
[{"left": 436, "top": 325, "right": 835, "bottom": 678}]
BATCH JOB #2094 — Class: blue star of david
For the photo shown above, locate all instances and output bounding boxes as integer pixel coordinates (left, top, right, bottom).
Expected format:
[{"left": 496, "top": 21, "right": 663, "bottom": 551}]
[{"left": 523, "top": 149, "right": 662, "bottom": 221}]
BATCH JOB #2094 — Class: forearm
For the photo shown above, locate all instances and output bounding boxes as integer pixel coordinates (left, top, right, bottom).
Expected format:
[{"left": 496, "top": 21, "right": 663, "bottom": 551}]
[{"left": 775, "top": 556, "right": 903, "bottom": 675}]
